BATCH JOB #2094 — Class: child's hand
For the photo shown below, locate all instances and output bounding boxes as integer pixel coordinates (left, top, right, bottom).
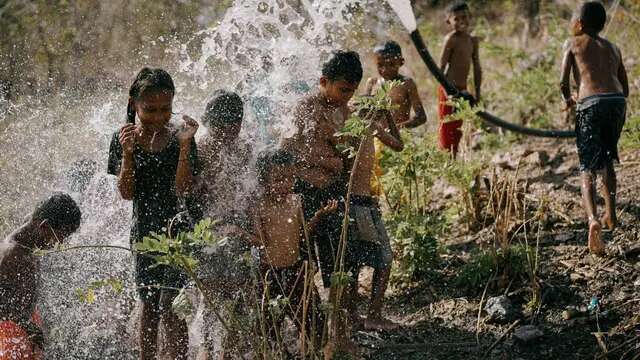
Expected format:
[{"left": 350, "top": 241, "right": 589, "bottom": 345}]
[
  {"left": 119, "top": 124, "right": 136, "bottom": 154},
  {"left": 563, "top": 98, "right": 576, "bottom": 111},
  {"left": 318, "top": 199, "right": 338, "bottom": 216},
  {"left": 177, "top": 115, "right": 199, "bottom": 145}
]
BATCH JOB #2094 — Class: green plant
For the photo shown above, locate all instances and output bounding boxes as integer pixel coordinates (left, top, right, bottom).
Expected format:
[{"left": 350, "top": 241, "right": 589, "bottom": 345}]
[{"left": 456, "top": 244, "right": 530, "bottom": 290}]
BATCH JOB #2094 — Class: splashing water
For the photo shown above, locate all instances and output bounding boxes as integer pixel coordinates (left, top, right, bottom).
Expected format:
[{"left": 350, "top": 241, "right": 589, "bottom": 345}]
[
  {"left": 0, "top": 0, "right": 396, "bottom": 358},
  {"left": 386, "top": 0, "right": 417, "bottom": 32}
]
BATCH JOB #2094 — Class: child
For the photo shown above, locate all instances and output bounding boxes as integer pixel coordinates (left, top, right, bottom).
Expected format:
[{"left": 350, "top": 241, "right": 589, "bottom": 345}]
[
  {"left": 438, "top": 1, "right": 482, "bottom": 155},
  {"left": 560, "top": 1, "right": 629, "bottom": 254},
  {"left": 365, "top": 40, "right": 426, "bottom": 196},
  {"left": 365, "top": 40, "right": 427, "bottom": 129},
  {"left": 193, "top": 90, "right": 255, "bottom": 359},
  {"left": 107, "top": 68, "right": 199, "bottom": 360},
  {"left": 346, "top": 110, "right": 404, "bottom": 332},
  {"left": 283, "top": 50, "right": 363, "bottom": 357},
  {"left": 0, "top": 193, "right": 81, "bottom": 359},
  {"left": 248, "top": 149, "right": 334, "bottom": 356}
]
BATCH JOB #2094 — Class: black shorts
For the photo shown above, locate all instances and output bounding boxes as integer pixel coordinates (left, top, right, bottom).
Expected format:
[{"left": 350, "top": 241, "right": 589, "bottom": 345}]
[
  {"left": 135, "top": 253, "right": 187, "bottom": 304},
  {"left": 575, "top": 93, "right": 626, "bottom": 171},
  {"left": 294, "top": 179, "right": 355, "bottom": 287},
  {"left": 347, "top": 195, "right": 393, "bottom": 271}
]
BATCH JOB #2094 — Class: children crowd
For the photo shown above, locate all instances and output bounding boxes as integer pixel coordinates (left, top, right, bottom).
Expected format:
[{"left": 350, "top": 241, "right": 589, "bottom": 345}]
[{"left": 0, "top": 1, "right": 629, "bottom": 359}]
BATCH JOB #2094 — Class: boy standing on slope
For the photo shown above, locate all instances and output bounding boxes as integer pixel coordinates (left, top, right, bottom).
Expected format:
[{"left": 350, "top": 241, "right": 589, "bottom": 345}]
[
  {"left": 438, "top": 1, "right": 482, "bottom": 156},
  {"left": 560, "top": 1, "right": 629, "bottom": 255}
]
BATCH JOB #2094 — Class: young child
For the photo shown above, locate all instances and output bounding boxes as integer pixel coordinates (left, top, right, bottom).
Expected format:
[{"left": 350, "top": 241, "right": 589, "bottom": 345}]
[
  {"left": 365, "top": 40, "right": 426, "bottom": 129},
  {"left": 438, "top": 1, "right": 482, "bottom": 155},
  {"left": 365, "top": 40, "right": 426, "bottom": 196},
  {"left": 248, "top": 149, "right": 334, "bottom": 356},
  {"left": 560, "top": 1, "right": 629, "bottom": 254},
  {"left": 283, "top": 50, "right": 364, "bottom": 358},
  {"left": 107, "top": 68, "right": 199, "bottom": 360},
  {"left": 192, "top": 90, "right": 255, "bottom": 359},
  {"left": 346, "top": 110, "right": 404, "bottom": 332},
  {"left": 0, "top": 193, "right": 81, "bottom": 359}
]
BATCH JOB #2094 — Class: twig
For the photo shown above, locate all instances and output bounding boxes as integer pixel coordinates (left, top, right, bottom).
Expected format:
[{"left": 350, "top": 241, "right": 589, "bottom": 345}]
[
  {"left": 476, "top": 274, "right": 494, "bottom": 345},
  {"left": 482, "top": 319, "right": 521, "bottom": 359},
  {"left": 595, "top": 335, "right": 639, "bottom": 359},
  {"left": 592, "top": 332, "right": 608, "bottom": 354}
]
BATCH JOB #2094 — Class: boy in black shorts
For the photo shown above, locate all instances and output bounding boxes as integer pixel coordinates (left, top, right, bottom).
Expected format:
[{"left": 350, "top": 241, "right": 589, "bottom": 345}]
[{"left": 560, "top": 1, "right": 629, "bottom": 254}]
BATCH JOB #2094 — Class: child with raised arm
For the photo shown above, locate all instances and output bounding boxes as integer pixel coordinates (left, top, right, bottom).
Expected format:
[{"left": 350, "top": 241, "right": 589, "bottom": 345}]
[
  {"left": 560, "top": 1, "right": 629, "bottom": 255},
  {"left": 192, "top": 90, "right": 256, "bottom": 359},
  {"left": 365, "top": 40, "right": 426, "bottom": 196},
  {"left": 249, "top": 150, "right": 334, "bottom": 356},
  {"left": 0, "top": 193, "right": 81, "bottom": 359},
  {"left": 107, "top": 68, "right": 199, "bottom": 360},
  {"left": 438, "top": 1, "right": 482, "bottom": 155},
  {"left": 365, "top": 40, "right": 427, "bottom": 129}
]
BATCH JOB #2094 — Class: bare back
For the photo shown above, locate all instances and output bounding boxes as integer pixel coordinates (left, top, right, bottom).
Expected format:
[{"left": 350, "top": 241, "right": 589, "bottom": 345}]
[
  {"left": 570, "top": 35, "right": 624, "bottom": 99},
  {"left": 256, "top": 195, "right": 304, "bottom": 268},
  {"left": 0, "top": 238, "right": 37, "bottom": 323}
]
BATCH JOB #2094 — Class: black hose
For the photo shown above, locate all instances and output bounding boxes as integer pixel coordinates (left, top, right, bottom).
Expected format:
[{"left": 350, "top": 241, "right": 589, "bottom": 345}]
[{"left": 409, "top": 30, "right": 576, "bottom": 139}]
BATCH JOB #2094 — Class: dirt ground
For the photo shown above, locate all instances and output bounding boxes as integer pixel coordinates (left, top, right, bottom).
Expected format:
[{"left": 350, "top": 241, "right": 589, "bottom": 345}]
[{"left": 352, "top": 137, "right": 640, "bottom": 359}]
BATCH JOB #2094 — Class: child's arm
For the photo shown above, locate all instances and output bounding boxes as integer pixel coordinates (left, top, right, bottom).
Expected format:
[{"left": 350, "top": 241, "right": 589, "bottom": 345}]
[
  {"left": 373, "top": 112, "right": 404, "bottom": 152},
  {"left": 439, "top": 33, "right": 455, "bottom": 72},
  {"left": 397, "top": 79, "right": 427, "bottom": 128},
  {"left": 116, "top": 125, "right": 136, "bottom": 200},
  {"left": 175, "top": 115, "right": 199, "bottom": 196},
  {"left": 364, "top": 78, "right": 376, "bottom": 96},
  {"left": 472, "top": 37, "right": 482, "bottom": 101},
  {"left": 616, "top": 46, "right": 629, "bottom": 98},
  {"left": 560, "top": 40, "right": 576, "bottom": 108}
]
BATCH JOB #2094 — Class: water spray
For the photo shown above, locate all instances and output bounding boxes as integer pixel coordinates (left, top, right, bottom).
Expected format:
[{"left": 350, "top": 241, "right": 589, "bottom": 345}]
[{"left": 386, "top": 0, "right": 576, "bottom": 138}]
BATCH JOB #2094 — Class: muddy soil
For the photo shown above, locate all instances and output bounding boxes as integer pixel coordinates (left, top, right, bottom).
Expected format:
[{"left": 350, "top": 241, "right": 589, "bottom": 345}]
[{"left": 352, "top": 137, "right": 640, "bottom": 359}]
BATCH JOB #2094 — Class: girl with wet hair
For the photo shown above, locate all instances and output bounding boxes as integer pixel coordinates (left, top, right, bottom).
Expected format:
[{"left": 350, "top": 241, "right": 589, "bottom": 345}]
[{"left": 107, "top": 67, "right": 199, "bottom": 359}]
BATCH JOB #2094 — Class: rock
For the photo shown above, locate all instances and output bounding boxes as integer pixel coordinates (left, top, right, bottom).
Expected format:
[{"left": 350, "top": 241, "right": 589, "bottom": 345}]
[
  {"left": 485, "top": 295, "right": 515, "bottom": 323},
  {"left": 513, "top": 325, "right": 543, "bottom": 344},
  {"left": 634, "top": 278, "right": 640, "bottom": 287},
  {"left": 570, "top": 273, "right": 585, "bottom": 283},
  {"left": 492, "top": 153, "right": 517, "bottom": 170},
  {"left": 554, "top": 232, "right": 575, "bottom": 242},
  {"left": 525, "top": 150, "right": 550, "bottom": 167}
]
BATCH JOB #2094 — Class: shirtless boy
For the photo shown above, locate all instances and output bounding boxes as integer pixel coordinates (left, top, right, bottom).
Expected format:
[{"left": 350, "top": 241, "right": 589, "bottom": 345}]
[
  {"left": 365, "top": 40, "right": 426, "bottom": 129},
  {"left": 346, "top": 107, "right": 404, "bottom": 331},
  {"left": 0, "top": 193, "right": 81, "bottom": 359},
  {"left": 193, "top": 90, "right": 255, "bottom": 359},
  {"left": 560, "top": 1, "right": 629, "bottom": 255},
  {"left": 248, "top": 149, "right": 334, "bottom": 355},
  {"left": 438, "top": 1, "right": 482, "bottom": 155},
  {"left": 283, "top": 50, "right": 363, "bottom": 356}
]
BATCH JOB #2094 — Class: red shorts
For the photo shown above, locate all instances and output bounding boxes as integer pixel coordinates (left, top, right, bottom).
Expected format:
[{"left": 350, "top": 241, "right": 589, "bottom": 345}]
[
  {"left": 0, "top": 321, "right": 41, "bottom": 360},
  {"left": 437, "top": 86, "right": 463, "bottom": 153}
]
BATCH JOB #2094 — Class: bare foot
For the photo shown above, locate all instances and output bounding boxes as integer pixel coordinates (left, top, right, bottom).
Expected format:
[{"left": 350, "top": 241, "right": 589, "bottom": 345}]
[
  {"left": 588, "top": 220, "right": 605, "bottom": 255},
  {"left": 600, "top": 214, "right": 616, "bottom": 231},
  {"left": 363, "top": 316, "right": 400, "bottom": 331}
]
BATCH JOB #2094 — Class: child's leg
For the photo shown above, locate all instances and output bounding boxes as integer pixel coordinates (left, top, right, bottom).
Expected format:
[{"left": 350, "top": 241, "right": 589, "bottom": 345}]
[
  {"left": 600, "top": 162, "right": 617, "bottom": 230},
  {"left": 580, "top": 171, "right": 604, "bottom": 254},
  {"left": 159, "top": 290, "right": 188, "bottom": 360},
  {"left": 138, "top": 298, "right": 161, "bottom": 360}
]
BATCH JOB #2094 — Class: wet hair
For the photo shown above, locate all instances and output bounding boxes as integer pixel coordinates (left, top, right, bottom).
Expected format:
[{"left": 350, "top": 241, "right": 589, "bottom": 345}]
[
  {"left": 127, "top": 68, "right": 175, "bottom": 123},
  {"left": 579, "top": 1, "right": 607, "bottom": 33},
  {"left": 203, "top": 90, "right": 244, "bottom": 127},
  {"left": 32, "top": 192, "right": 81, "bottom": 232},
  {"left": 447, "top": 1, "right": 469, "bottom": 14},
  {"left": 256, "top": 149, "right": 296, "bottom": 184},
  {"left": 374, "top": 40, "right": 402, "bottom": 59},
  {"left": 321, "top": 50, "right": 363, "bottom": 84}
]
